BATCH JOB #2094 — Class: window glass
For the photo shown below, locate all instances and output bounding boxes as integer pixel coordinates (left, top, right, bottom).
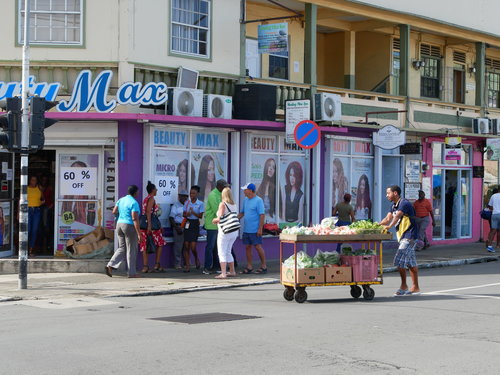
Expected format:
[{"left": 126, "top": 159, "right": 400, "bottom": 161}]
[
  {"left": 171, "top": 0, "right": 211, "bottom": 58},
  {"left": 421, "top": 56, "right": 440, "bottom": 98},
  {"left": 269, "top": 50, "right": 289, "bottom": 80},
  {"left": 328, "top": 138, "right": 374, "bottom": 220},
  {"left": 152, "top": 127, "right": 227, "bottom": 229},
  {"left": 19, "top": 0, "right": 82, "bottom": 45}
]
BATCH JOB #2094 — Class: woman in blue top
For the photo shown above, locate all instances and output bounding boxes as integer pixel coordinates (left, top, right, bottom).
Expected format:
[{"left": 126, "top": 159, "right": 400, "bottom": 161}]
[{"left": 182, "top": 185, "right": 205, "bottom": 272}]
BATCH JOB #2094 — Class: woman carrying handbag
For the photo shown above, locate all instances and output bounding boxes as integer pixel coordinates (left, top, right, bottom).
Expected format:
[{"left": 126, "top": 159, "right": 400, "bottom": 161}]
[
  {"left": 212, "top": 187, "right": 240, "bottom": 279},
  {"left": 140, "top": 181, "right": 166, "bottom": 272}
]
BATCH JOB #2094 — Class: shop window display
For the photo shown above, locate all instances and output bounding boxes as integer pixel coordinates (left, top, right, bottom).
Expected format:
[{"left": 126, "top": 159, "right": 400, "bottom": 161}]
[
  {"left": 327, "top": 138, "right": 374, "bottom": 220},
  {"left": 152, "top": 128, "right": 227, "bottom": 230},
  {"left": 248, "top": 134, "right": 307, "bottom": 228}
]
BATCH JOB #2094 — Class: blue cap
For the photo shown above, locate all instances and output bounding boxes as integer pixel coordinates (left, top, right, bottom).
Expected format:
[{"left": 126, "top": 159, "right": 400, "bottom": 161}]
[{"left": 241, "top": 183, "right": 256, "bottom": 192}]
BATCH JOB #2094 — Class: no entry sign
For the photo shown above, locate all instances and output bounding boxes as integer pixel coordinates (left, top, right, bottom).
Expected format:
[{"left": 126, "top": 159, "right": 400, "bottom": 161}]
[{"left": 293, "top": 120, "right": 321, "bottom": 149}]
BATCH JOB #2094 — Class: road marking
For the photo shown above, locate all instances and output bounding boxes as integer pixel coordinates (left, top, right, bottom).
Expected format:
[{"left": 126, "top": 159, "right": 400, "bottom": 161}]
[{"left": 422, "top": 282, "right": 500, "bottom": 295}]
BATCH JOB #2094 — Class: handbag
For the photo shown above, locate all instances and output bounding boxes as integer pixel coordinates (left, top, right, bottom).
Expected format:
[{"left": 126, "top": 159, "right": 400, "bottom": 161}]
[
  {"left": 219, "top": 203, "right": 241, "bottom": 234},
  {"left": 139, "top": 213, "right": 161, "bottom": 230},
  {"left": 480, "top": 209, "right": 492, "bottom": 220},
  {"left": 146, "top": 234, "right": 156, "bottom": 254}
]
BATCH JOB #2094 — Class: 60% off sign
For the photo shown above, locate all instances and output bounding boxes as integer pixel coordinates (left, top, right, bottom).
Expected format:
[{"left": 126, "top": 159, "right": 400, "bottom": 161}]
[
  {"left": 60, "top": 167, "right": 98, "bottom": 196},
  {"left": 155, "top": 176, "right": 178, "bottom": 204}
]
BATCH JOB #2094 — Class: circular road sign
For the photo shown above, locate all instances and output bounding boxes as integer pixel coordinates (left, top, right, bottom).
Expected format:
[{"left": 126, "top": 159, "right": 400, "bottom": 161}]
[{"left": 293, "top": 120, "right": 321, "bottom": 149}]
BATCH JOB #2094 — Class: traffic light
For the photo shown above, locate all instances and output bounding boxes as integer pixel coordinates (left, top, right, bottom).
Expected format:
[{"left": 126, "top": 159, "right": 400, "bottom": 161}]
[
  {"left": 30, "top": 96, "right": 58, "bottom": 152},
  {"left": 0, "top": 97, "right": 22, "bottom": 152}
]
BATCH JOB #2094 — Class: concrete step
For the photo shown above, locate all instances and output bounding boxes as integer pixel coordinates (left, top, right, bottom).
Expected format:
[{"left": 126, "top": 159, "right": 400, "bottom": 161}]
[{"left": 0, "top": 258, "right": 108, "bottom": 274}]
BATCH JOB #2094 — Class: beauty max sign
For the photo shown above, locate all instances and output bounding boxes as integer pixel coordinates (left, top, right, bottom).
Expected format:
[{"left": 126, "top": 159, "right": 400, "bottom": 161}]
[{"left": 0, "top": 70, "right": 168, "bottom": 113}]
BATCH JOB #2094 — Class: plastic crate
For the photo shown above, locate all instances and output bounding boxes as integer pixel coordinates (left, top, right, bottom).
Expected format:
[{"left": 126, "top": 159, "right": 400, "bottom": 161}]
[{"left": 340, "top": 255, "right": 379, "bottom": 282}]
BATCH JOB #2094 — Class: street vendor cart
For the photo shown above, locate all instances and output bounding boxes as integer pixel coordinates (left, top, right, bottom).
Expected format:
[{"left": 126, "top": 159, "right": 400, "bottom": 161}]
[{"left": 279, "top": 233, "right": 392, "bottom": 303}]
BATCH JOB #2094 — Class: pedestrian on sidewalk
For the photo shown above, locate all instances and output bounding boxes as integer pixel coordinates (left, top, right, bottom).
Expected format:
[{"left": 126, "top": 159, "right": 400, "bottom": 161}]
[
  {"left": 106, "top": 185, "right": 143, "bottom": 278},
  {"left": 238, "top": 183, "right": 267, "bottom": 274},
  {"left": 182, "top": 185, "right": 204, "bottom": 272},
  {"left": 486, "top": 188, "right": 500, "bottom": 253},
  {"left": 413, "top": 190, "right": 435, "bottom": 251},
  {"left": 169, "top": 190, "right": 189, "bottom": 269},
  {"left": 379, "top": 185, "right": 420, "bottom": 296},
  {"left": 202, "top": 179, "right": 229, "bottom": 275},
  {"left": 139, "top": 181, "right": 166, "bottom": 273},
  {"left": 212, "top": 187, "right": 239, "bottom": 278}
]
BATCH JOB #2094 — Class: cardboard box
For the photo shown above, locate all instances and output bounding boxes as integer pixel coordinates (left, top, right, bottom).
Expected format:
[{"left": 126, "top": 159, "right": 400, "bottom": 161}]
[
  {"left": 103, "top": 228, "right": 114, "bottom": 240},
  {"left": 281, "top": 266, "right": 325, "bottom": 284},
  {"left": 76, "top": 233, "right": 98, "bottom": 245},
  {"left": 73, "top": 243, "right": 94, "bottom": 256},
  {"left": 92, "top": 239, "right": 110, "bottom": 251},
  {"left": 325, "top": 266, "right": 352, "bottom": 283}
]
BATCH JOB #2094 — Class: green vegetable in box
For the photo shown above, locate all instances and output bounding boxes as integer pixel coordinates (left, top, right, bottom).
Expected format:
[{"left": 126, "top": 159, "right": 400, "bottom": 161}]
[{"left": 349, "top": 220, "right": 386, "bottom": 234}]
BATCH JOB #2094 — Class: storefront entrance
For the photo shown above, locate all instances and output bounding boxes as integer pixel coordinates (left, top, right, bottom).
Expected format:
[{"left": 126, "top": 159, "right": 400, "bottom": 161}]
[{"left": 432, "top": 168, "right": 472, "bottom": 239}]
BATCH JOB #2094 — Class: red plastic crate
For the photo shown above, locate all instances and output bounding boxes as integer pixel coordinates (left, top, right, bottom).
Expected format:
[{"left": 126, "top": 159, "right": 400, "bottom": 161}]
[{"left": 340, "top": 255, "right": 379, "bottom": 282}]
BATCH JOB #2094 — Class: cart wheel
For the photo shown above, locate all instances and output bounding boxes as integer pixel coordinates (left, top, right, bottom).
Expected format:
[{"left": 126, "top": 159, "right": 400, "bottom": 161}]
[
  {"left": 283, "top": 287, "right": 295, "bottom": 301},
  {"left": 362, "top": 286, "right": 375, "bottom": 301},
  {"left": 294, "top": 288, "right": 308, "bottom": 303},
  {"left": 350, "top": 285, "right": 362, "bottom": 299}
]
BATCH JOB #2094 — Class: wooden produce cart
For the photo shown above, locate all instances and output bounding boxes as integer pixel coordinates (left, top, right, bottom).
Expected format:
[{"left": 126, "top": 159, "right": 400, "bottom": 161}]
[{"left": 280, "top": 232, "right": 392, "bottom": 303}]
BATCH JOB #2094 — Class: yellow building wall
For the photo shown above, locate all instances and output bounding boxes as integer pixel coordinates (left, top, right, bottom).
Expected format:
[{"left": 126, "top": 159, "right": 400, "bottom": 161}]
[
  {"left": 246, "top": 2, "right": 304, "bottom": 82},
  {"left": 317, "top": 32, "right": 344, "bottom": 88},
  {"left": 355, "top": 32, "right": 391, "bottom": 92}
]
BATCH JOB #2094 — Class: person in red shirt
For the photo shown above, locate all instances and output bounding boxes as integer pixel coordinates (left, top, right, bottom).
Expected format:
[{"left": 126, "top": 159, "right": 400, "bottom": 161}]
[{"left": 413, "top": 190, "right": 435, "bottom": 251}]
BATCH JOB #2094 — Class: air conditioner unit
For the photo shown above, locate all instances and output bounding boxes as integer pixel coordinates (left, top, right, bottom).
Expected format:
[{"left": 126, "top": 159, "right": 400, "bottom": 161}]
[
  {"left": 203, "top": 94, "right": 232, "bottom": 119},
  {"left": 166, "top": 88, "right": 203, "bottom": 117},
  {"left": 473, "top": 118, "right": 491, "bottom": 134},
  {"left": 314, "top": 93, "right": 341, "bottom": 122},
  {"left": 491, "top": 118, "right": 500, "bottom": 135}
]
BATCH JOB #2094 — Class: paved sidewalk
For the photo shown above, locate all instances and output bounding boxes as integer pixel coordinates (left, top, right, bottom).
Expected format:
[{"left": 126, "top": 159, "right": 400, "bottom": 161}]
[{"left": 0, "top": 241, "right": 497, "bottom": 302}]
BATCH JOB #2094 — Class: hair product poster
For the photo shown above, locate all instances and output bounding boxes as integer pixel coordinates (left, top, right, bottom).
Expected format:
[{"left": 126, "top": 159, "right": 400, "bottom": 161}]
[
  {"left": 331, "top": 156, "right": 350, "bottom": 212},
  {"left": 192, "top": 151, "right": 226, "bottom": 203},
  {"left": 351, "top": 158, "right": 373, "bottom": 220},
  {"left": 279, "top": 155, "right": 305, "bottom": 227},
  {"left": 251, "top": 154, "right": 277, "bottom": 223}
]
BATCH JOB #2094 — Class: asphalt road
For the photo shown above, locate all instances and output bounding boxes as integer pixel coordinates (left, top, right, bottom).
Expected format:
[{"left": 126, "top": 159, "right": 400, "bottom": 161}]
[{"left": 1, "top": 262, "right": 499, "bottom": 375}]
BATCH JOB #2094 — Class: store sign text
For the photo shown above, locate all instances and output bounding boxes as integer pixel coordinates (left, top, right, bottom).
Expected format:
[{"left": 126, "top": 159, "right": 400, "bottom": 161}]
[
  {"left": 251, "top": 136, "right": 276, "bottom": 152},
  {"left": 195, "top": 133, "right": 220, "bottom": 148},
  {"left": 0, "top": 70, "right": 168, "bottom": 113},
  {"left": 154, "top": 130, "right": 188, "bottom": 147}
]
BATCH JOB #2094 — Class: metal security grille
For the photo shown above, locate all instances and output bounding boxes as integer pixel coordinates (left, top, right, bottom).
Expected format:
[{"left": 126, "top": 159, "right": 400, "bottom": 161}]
[{"left": 150, "top": 313, "right": 261, "bottom": 324}]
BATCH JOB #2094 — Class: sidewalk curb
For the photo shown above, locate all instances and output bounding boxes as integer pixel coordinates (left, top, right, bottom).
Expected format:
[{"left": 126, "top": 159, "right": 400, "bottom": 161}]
[{"left": 106, "top": 279, "right": 280, "bottom": 298}]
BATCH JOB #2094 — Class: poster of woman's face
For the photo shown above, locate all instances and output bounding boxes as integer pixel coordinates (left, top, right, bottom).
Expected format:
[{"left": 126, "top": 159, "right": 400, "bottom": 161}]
[
  {"left": 193, "top": 152, "right": 225, "bottom": 202},
  {"left": 252, "top": 156, "right": 277, "bottom": 221},
  {"left": 279, "top": 155, "right": 305, "bottom": 225},
  {"left": 351, "top": 159, "right": 373, "bottom": 220},
  {"left": 332, "top": 157, "right": 349, "bottom": 211}
]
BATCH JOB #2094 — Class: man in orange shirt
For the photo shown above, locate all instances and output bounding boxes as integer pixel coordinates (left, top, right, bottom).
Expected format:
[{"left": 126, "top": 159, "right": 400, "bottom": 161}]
[{"left": 413, "top": 190, "right": 435, "bottom": 251}]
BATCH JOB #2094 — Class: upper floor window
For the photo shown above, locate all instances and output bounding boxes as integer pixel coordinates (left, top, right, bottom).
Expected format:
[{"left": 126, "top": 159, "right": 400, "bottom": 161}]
[
  {"left": 269, "top": 50, "right": 288, "bottom": 80},
  {"left": 171, "top": 0, "right": 211, "bottom": 58},
  {"left": 486, "top": 58, "right": 500, "bottom": 108},
  {"left": 420, "top": 44, "right": 441, "bottom": 99},
  {"left": 19, "top": 0, "right": 83, "bottom": 45}
]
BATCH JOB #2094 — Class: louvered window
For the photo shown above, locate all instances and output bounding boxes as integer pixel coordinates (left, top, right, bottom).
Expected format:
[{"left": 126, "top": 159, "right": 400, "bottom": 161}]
[
  {"left": 453, "top": 51, "right": 466, "bottom": 65},
  {"left": 420, "top": 44, "right": 441, "bottom": 98},
  {"left": 486, "top": 57, "right": 500, "bottom": 108},
  {"left": 393, "top": 38, "right": 400, "bottom": 51},
  {"left": 420, "top": 44, "right": 441, "bottom": 58},
  {"left": 486, "top": 58, "right": 500, "bottom": 71}
]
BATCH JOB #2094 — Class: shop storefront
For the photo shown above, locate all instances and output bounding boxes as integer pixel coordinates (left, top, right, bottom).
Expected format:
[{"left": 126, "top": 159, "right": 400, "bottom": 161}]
[{"left": 423, "top": 136, "right": 483, "bottom": 243}]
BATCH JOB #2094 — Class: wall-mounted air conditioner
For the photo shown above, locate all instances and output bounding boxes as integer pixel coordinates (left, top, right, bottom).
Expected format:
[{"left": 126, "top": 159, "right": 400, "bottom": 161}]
[
  {"left": 314, "top": 93, "right": 341, "bottom": 122},
  {"left": 472, "top": 118, "right": 491, "bottom": 134},
  {"left": 490, "top": 118, "right": 500, "bottom": 135},
  {"left": 166, "top": 88, "right": 203, "bottom": 117},
  {"left": 203, "top": 94, "right": 232, "bottom": 119},
  {"left": 177, "top": 66, "right": 199, "bottom": 89}
]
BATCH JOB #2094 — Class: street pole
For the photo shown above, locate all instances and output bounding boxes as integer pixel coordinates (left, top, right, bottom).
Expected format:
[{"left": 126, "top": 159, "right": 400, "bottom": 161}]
[{"left": 19, "top": 0, "right": 30, "bottom": 289}]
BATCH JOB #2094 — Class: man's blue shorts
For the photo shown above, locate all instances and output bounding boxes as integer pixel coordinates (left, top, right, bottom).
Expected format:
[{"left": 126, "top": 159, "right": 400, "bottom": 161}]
[{"left": 242, "top": 232, "right": 262, "bottom": 245}]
